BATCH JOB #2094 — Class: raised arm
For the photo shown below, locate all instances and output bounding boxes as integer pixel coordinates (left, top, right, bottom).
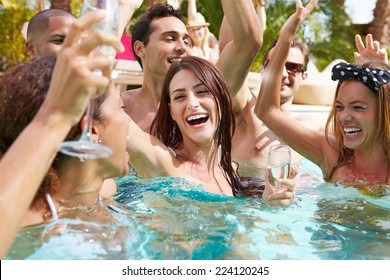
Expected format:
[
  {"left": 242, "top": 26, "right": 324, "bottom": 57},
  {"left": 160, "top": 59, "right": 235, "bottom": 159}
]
[
  {"left": 187, "top": 0, "right": 197, "bottom": 20},
  {"left": 125, "top": 119, "right": 182, "bottom": 178},
  {"left": 217, "top": 0, "right": 265, "bottom": 110},
  {"left": 0, "top": 12, "right": 123, "bottom": 259},
  {"left": 254, "top": 0, "right": 331, "bottom": 167},
  {"left": 354, "top": 34, "right": 389, "bottom": 65},
  {"left": 254, "top": 0, "right": 266, "bottom": 31},
  {"left": 118, "top": 0, "right": 143, "bottom": 36},
  {"left": 216, "top": 0, "right": 263, "bottom": 96}
]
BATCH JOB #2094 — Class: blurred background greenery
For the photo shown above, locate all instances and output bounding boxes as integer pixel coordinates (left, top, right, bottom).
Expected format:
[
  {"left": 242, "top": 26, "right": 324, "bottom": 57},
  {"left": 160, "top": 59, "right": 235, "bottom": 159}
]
[{"left": 0, "top": 0, "right": 389, "bottom": 72}]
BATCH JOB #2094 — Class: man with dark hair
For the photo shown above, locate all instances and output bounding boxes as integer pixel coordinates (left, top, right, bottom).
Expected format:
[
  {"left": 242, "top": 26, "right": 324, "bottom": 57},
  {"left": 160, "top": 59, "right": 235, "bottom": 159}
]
[
  {"left": 121, "top": 1, "right": 263, "bottom": 133},
  {"left": 23, "top": 2, "right": 143, "bottom": 197},
  {"left": 261, "top": 37, "right": 309, "bottom": 111},
  {"left": 25, "top": 9, "right": 76, "bottom": 58},
  {"left": 25, "top": 1, "right": 141, "bottom": 58}
]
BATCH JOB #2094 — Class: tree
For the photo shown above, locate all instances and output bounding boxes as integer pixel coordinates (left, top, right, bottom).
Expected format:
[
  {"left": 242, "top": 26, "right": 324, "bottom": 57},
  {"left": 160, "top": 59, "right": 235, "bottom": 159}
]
[
  {"left": 310, "top": 0, "right": 356, "bottom": 70},
  {"left": 368, "top": 0, "right": 390, "bottom": 47},
  {"left": 0, "top": 0, "right": 378, "bottom": 73},
  {"left": 192, "top": 0, "right": 357, "bottom": 71},
  {"left": 0, "top": 0, "right": 35, "bottom": 71}
]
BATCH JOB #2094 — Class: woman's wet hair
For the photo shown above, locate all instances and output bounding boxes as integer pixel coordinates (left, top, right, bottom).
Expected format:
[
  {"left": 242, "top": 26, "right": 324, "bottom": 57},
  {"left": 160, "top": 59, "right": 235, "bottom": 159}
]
[
  {"left": 151, "top": 56, "right": 244, "bottom": 196},
  {"left": 0, "top": 56, "right": 107, "bottom": 210}
]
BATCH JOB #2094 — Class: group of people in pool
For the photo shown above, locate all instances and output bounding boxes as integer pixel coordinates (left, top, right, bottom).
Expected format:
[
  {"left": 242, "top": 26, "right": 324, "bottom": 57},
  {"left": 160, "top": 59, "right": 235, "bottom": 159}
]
[{"left": 1, "top": 0, "right": 389, "bottom": 259}]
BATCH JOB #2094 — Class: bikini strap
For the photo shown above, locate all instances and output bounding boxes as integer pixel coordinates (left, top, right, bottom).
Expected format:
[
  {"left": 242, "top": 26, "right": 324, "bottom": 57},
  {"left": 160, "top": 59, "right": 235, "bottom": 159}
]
[{"left": 45, "top": 193, "right": 58, "bottom": 222}]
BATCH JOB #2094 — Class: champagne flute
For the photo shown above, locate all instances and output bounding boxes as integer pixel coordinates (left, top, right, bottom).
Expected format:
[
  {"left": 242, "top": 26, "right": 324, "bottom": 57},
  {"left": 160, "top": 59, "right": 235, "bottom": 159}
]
[
  {"left": 58, "top": 0, "right": 118, "bottom": 160},
  {"left": 267, "top": 144, "right": 291, "bottom": 189}
]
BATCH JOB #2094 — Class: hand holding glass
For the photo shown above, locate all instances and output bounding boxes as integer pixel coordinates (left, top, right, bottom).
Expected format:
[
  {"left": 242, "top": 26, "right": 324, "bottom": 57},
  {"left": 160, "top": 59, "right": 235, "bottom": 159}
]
[
  {"left": 58, "top": 0, "right": 118, "bottom": 160},
  {"left": 267, "top": 144, "right": 291, "bottom": 189}
]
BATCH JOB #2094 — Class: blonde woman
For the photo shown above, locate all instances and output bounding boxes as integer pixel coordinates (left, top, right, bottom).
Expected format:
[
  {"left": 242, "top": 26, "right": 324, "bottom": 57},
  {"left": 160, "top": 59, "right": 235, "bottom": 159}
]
[{"left": 186, "top": 0, "right": 219, "bottom": 64}]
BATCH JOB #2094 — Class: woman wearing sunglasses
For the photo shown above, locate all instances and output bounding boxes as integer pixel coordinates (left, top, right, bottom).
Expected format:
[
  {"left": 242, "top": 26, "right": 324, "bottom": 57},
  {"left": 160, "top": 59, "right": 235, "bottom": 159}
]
[{"left": 256, "top": 0, "right": 390, "bottom": 187}]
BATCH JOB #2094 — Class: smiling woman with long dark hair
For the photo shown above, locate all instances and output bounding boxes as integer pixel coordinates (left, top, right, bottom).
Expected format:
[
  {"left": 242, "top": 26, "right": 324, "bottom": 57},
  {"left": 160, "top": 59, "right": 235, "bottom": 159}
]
[{"left": 125, "top": 55, "right": 294, "bottom": 204}]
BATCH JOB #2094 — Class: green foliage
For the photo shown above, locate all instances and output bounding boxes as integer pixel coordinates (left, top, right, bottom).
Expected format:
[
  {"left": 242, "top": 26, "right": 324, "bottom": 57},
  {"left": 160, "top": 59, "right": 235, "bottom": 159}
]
[
  {"left": 180, "top": 0, "right": 358, "bottom": 72},
  {"left": 70, "top": 0, "right": 83, "bottom": 17},
  {"left": 248, "top": 0, "right": 358, "bottom": 72},
  {"left": 251, "top": 0, "right": 298, "bottom": 72},
  {"left": 126, "top": 2, "right": 149, "bottom": 34},
  {"left": 0, "top": 0, "right": 376, "bottom": 73},
  {"left": 0, "top": 0, "right": 83, "bottom": 71},
  {"left": 180, "top": 0, "right": 223, "bottom": 36},
  {"left": 0, "top": 0, "right": 35, "bottom": 70},
  {"left": 311, "top": 0, "right": 357, "bottom": 69}
]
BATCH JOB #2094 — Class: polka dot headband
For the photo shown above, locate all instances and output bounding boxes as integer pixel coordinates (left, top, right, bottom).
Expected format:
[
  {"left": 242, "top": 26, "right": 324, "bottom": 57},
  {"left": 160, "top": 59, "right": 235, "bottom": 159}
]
[{"left": 331, "top": 62, "right": 390, "bottom": 94}]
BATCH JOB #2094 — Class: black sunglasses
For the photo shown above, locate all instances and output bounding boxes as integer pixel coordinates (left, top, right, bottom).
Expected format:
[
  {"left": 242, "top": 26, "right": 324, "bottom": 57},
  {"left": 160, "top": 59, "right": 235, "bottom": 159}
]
[{"left": 263, "top": 59, "right": 305, "bottom": 75}]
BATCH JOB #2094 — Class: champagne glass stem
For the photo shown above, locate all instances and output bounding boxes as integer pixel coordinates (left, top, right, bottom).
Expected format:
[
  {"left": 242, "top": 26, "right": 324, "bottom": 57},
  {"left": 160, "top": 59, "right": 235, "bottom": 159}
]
[
  {"left": 79, "top": 97, "right": 96, "bottom": 142},
  {"left": 57, "top": 0, "right": 116, "bottom": 159}
]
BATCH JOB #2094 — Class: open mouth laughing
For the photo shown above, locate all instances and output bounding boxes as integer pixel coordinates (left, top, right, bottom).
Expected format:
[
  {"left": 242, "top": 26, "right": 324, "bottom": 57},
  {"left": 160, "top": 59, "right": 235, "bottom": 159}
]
[
  {"left": 343, "top": 127, "right": 362, "bottom": 136},
  {"left": 186, "top": 113, "right": 209, "bottom": 126},
  {"left": 168, "top": 57, "right": 183, "bottom": 64}
]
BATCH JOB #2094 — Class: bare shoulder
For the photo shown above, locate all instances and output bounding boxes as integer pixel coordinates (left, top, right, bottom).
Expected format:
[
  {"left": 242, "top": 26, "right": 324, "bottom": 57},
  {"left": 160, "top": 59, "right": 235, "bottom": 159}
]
[
  {"left": 100, "top": 179, "right": 117, "bottom": 198},
  {"left": 295, "top": 113, "right": 339, "bottom": 174},
  {"left": 121, "top": 87, "right": 142, "bottom": 104},
  {"left": 121, "top": 87, "right": 144, "bottom": 115},
  {"left": 120, "top": 87, "right": 157, "bottom": 132}
]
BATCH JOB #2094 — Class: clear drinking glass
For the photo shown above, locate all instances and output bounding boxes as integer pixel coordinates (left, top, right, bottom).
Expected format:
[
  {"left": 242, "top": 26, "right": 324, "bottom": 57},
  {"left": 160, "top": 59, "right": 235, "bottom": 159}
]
[
  {"left": 57, "top": 0, "right": 118, "bottom": 160},
  {"left": 267, "top": 144, "right": 291, "bottom": 189}
]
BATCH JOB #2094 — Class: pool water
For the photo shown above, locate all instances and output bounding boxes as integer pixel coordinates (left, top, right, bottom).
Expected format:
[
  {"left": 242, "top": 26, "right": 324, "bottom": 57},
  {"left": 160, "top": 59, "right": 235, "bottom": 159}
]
[{"left": 6, "top": 160, "right": 390, "bottom": 260}]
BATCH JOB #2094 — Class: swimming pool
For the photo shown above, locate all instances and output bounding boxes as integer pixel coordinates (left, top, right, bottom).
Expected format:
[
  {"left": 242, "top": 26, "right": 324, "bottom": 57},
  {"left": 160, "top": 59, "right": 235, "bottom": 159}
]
[{"left": 6, "top": 160, "right": 390, "bottom": 260}]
